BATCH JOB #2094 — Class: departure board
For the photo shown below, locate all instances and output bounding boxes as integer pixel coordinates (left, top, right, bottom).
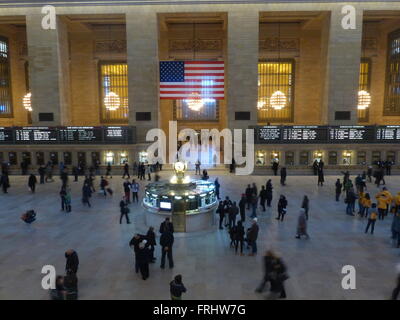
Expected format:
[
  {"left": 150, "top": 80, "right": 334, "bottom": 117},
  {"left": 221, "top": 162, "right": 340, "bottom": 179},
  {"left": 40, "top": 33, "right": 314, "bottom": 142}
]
[
  {"left": 0, "top": 127, "right": 13, "bottom": 144},
  {"left": 0, "top": 126, "right": 136, "bottom": 144},
  {"left": 328, "top": 126, "right": 375, "bottom": 143},
  {"left": 282, "top": 126, "right": 328, "bottom": 143},
  {"left": 15, "top": 127, "right": 58, "bottom": 144},
  {"left": 376, "top": 126, "right": 400, "bottom": 142},
  {"left": 258, "top": 126, "right": 281, "bottom": 142}
]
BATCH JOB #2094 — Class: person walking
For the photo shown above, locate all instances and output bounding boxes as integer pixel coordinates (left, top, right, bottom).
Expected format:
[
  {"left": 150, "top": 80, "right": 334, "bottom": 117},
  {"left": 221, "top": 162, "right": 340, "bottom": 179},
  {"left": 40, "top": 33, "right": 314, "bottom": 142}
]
[
  {"left": 65, "top": 188, "right": 72, "bottom": 213},
  {"left": 272, "top": 160, "right": 279, "bottom": 176},
  {"left": 375, "top": 191, "right": 389, "bottom": 220},
  {"left": 131, "top": 179, "right": 139, "bottom": 203},
  {"left": 146, "top": 227, "right": 156, "bottom": 263},
  {"left": 276, "top": 195, "right": 288, "bottom": 221},
  {"left": 106, "top": 163, "right": 112, "bottom": 179},
  {"left": 296, "top": 208, "right": 310, "bottom": 239},
  {"left": 38, "top": 165, "right": 46, "bottom": 184},
  {"left": 250, "top": 193, "right": 258, "bottom": 219},
  {"left": 123, "top": 179, "right": 131, "bottom": 203},
  {"left": 245, "top": 184, "right": 253, "bottom": 210},
  {"left": 195, "top": 160, "right": 201, "bottom": 175},
  {"left": 160, "top": 230, "right": 174, "bottom": 269},
  {"left": 214, "top": 178, "right": 221, "bottom": 200},
  {"left": 335, "top": 179, "right": 342, "bottom": 201},
  {"left": 268, "top": 254, "right": 288, "bottom": 299},
  {"left": 129, "top": 233, "right": 145, "bottom": 273},
  {"left": 217, "top": 201, "right": 225, "bottom": 230},
  {"left": 317, "top": 167, "right": 324, "bottom": 186},
  {"left": 65, "top": 249, "right": 79, "bottom": 275},
  {"left": 119, "top": 197, "right": 131, "bottom": 224},
  {"left": 228, "top": 202, "right": 239, "bottom": 230},
  {"left": 259, "top": 186, "right": 267, "bottom": 212},
  {"left": 28, "top": 173, "right": 37, "bottom": 193},
  {"left": 255, "top": 250, "right": 277, "bottom": 294},
  {"left": 312, "top": 160, "right": 319, "bottom": 176},
  {"left": 247, "top": 218, "right": 259, "bottom": 256},
  {"left": 238, "top": 194, "right": 246, "bottom": 222},
  {"left": 365, "top": 203, "right": 378, "bottom": 234},
  {"left": 361, "top": 193, "right": 371, "bottom": 218},
  {"left": 170, "top": 275, "right": 187, "bottom": 300},
  {"left": 301, "top": 195, "right": 309, "bottom": 220},
  {"left": 280, "top": 167, "right": 287, "bottom": 186},
  {"left": 136, "top": 241, "right": 151, "bottom": 280},
  {"left": 82, "top": 183, "right": 92, "bottom": 207},
  {"left": 266, "top": 180, "right": 273, "bottom": 208},
  {"left": 60, "top": 187, "right": 67, "bottom": 211},
  {"left": 345, "top": 188, "right": 357, "bottom": 216},
  {"left": 234, "top": 220, "right": 245, "bottom": 256},
  {"left": 100, "top": 176, "right": 108, "bottom": 197},
  {"left": 0, "top": 172, "right": 10, "bottom": 193},
  {"left": 122, "top": 162, "right": 130, "bottom": 179}
]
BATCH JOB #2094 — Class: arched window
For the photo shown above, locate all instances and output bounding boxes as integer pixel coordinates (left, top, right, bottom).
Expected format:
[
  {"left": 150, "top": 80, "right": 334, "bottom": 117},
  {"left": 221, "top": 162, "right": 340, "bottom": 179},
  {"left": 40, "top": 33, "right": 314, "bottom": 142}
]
[
  {"left": 0, "top": 36, "right": 12, "bottom": 116},
  {"left": 384, "top": 29, "right": 400, "bottom": 115},
  {"left": 358, "top": 58, "right": 371, "bottom": 122}
]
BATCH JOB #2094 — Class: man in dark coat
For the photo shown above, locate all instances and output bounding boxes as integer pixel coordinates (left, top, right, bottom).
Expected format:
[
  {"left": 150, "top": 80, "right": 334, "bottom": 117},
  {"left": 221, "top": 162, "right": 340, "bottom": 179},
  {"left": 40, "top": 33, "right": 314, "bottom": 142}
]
[
  {"left": 245, "top": 184, "right": 252, "bottom": 210},
  {"left": 146, "top": 227, "right": 156, "bottom": 263},
  {"left": 259, "top": 186, "right": 267, "bottom": 212},
  {"left": 228, "top": 202, "right": 239, "bottom": 229},
  {"left": 280, "top": 167, "right": 287, "bottom": 186},
  {"left": 38, "top": 165, "right": 46, "bottom": 184},
  {"left": 160, "top": 231, "right": 174, "bottom": 269},
  {"left": 136, "top": 241, "right": 151, "bottom": 280},
  {"left": 129, "top": 233, "right": 146, "bottom": 273},
  {"left": 0, "top": 173, "right": 10, "bottom": 193},
  {"left": 65, "top": 249, "right": 79, "bottom": 274},
  {"left": 159, "top": 217, "right": 174, "bottom": 234},
  {"left": 28, "top": 174, "right": 37, "bottom": 193},
  {"left": 247, "top": 218, "right": 259, "bottom": 256},
  {"left": 238, "top": 194, "right": 246, "bottom": 222}
]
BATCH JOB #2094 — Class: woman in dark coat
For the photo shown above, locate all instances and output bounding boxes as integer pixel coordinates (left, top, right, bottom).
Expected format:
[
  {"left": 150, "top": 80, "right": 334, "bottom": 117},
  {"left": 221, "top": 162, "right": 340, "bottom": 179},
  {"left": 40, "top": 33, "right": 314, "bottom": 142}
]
[
  {"left": 28, "top": 174, "right": 37, "bottom": 193},
  {"left": 269, "top": 255, "right": 288, "bottom": 299},
  {"left": 301, "top": 195, "right": 309, "bottom": 220},
  {"left": 146, "top": 227, "right": 157, "bottom": 263},
  {"left": 266, "top": 180, "right": 273, "bottom": 207}
]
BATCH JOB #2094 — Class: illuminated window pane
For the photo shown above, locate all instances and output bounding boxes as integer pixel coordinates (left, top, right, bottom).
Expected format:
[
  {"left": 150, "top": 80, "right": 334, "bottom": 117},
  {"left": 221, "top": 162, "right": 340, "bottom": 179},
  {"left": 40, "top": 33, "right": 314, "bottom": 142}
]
[
  {"left": 0, "top": 36, "right": 12, "bottom": 116},
  {"left": 99, "top": 62, "right": 128, "bottom": 123},
  {"left": 174, "top": 99, "right": 219, "bottom": 121},
  {"left": 258, "top": 60, "right": 294, "bottom": 122},
  {"left": 358, "top": 58, "right": 371, "bottom": 122},
  {"left": 384, "top": 29, "right": 400, "bottom": 115}
]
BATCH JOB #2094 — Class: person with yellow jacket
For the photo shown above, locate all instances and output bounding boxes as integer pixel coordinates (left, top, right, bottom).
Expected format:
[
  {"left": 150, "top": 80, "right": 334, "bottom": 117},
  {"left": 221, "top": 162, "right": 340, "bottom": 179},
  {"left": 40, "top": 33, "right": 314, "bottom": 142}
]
[
  {"left": 394, "top": 192, "right": 400, "bottom": 212},
  {"left": 361, "top": 193, "right": 372, "bottom": 218},
  {"left": 375, "top": 192, "right": 389, "bottom": 220},
  {"left": 381, "top": 187, "right": 393, "bottom": 215},
  {"left": 357, "top": 191, "right": 366, "bottom": 215},
  {"left": 365, "top": 203, "right": 378, "bottom": 234}
]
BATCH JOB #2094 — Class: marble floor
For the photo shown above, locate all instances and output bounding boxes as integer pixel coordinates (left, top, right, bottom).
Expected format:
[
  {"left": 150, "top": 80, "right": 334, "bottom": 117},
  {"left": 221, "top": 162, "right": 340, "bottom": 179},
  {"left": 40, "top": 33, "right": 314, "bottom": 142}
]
[{"left": 0, "top": 171, "right": 399, "bottom": 300}]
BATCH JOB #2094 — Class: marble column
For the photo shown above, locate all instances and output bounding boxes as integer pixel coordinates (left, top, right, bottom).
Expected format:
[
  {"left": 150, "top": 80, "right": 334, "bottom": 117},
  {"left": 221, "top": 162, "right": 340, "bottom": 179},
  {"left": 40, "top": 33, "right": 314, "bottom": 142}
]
[
  {"left": 26, "top": 14, "right": 70, "bottom": 126},
  {"left": 126, "top": 9, "right": 159, "bottom": 144},
  {"left": 321, "top": 5, "right": 363, "bottom": 125}
]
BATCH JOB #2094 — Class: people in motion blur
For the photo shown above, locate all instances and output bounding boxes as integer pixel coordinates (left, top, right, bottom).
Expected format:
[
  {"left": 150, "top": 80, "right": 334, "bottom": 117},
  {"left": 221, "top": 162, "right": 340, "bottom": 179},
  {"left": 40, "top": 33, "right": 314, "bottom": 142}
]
[{"left": 296, "top": 208, "right": 310, "bottom": 239}]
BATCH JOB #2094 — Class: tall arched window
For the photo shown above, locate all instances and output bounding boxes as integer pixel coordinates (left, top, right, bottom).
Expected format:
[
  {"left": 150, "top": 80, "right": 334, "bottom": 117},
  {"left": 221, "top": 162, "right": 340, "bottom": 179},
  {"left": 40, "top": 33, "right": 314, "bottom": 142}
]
[
  {"left": 0, "top": 36, "right": 12, "bottom": 116},
  {"left": 384, "top": 29, "right": 400, "bottom": 115},
  {"left": 358, "top": 58, "right": 371, "bottom": 122}
]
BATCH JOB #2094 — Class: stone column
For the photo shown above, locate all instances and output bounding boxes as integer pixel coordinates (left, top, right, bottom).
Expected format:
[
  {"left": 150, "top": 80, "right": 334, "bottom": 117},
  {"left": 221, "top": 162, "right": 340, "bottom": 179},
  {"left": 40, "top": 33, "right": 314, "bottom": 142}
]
[
  {"left": 26, "top": 14, "right": 70, "bottom": 126},
  {"left": 321, "top": 5, "right": 363, "bottom": 125},
  {"left": 227, "top": 9, "right": 259, "bottom": 131},
  {"left": 126, "top": 10, "right": 159, "bottom": 143}
]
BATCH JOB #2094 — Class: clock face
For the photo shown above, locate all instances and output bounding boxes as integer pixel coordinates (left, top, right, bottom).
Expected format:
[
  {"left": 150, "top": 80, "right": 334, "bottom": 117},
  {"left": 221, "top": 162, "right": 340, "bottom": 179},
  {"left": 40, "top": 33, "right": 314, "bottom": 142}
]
[{"left": 174, "top": 162, "right": 185, "bottom": 172}]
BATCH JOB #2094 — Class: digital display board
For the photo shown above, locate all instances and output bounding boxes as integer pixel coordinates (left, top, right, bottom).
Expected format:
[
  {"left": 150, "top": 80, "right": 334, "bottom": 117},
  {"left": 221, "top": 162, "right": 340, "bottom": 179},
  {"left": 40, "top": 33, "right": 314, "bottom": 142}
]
[
  {"left": 328, "top": 126, "right": 375, "bottom": 143},
  {"left": 282, "top": 126, "right": 328, "bottom": 143},
  {"left": 0, "top": 126, "right": 136, "bottom": 144},
  {"left": 0, "top": 127, "right": 13, "bottom": 144},
  {"left": 376, "top": 126, "right": 400, "bottom": 142},
  {"left": 258, "top": 126, "right": 281, "bottom": 142},
  {"left": 15, "top": 127, "right": 58, "bottom": 144}
]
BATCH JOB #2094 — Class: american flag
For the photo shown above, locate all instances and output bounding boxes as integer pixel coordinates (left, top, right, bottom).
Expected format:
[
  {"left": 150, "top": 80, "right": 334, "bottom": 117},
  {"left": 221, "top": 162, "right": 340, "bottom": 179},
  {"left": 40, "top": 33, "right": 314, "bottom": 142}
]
[{"left": 159, "top": 61, "right": 224, "bottom": 100}]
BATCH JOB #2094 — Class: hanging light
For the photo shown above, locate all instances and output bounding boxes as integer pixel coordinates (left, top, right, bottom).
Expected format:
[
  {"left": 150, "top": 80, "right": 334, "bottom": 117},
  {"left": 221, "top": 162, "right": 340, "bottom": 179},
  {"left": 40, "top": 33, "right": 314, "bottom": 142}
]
[
  {"left": 270, "top": 90, "right": 287, "bottom": 110},
  {"left": 23, "top": 92, "right": 32, "bottom": 112},
  {"left": 186, "top": 92, "right": 204, "bottom": 111},
  {"left": 357, "top": 90, "right": 371, "bottom": 110},
  {"left": 104, "top": 91, "right": 120, "bottom": 111}
]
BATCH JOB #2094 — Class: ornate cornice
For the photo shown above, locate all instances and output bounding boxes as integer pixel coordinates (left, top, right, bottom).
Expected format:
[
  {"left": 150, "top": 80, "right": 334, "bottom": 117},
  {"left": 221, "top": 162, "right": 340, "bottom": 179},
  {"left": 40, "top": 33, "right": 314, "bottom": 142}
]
[{"left": 259, "top": 38, "right": 299, "bottom": 52}]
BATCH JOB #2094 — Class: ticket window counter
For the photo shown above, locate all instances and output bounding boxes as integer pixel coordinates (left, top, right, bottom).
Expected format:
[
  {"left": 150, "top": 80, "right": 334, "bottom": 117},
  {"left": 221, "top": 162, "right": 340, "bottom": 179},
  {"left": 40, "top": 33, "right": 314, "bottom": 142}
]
[
  {"left": 36, "top": 152, "right": 45, "bottom": 166},
  {"left": 91, "top": 152, "right": 100, "bottom": 166},
  {"left": 119, "top": 152, "right": 129, "bottom": 165},
  {"left": 255, "top": 151, "right": 266, "bottom": 166},
  {"left": 8, "top": 152, "right": 17, "bottom": 165},
  {"left": 50, "top": 152, "right": 59, "bottom": 165},
  {"left": 357, "top": 151, "right": 367, "bottom": 165},
  {"left": 22, "top": 152, "right": 31, "bottom": 165},
  {"left": 387, "top": 151, "right": 396, "bottom": 164},
  {"left": 105, "top": 152, "right": 115, "bottom": 165},
  {"left": 299, "top": 151, "right": 309, "bottom": 166},
  {"left": 342, "top": 151, "right": 352, "bottom": 165},
  {"left": 285, "top": 151, "right": 295, "bottom": 166},
  {"left": 139, "top": 151, "right": 148, "bottom": 164},
  {"left": 270, "top": 152, "right": 280, "bottom": 165},
  {"left": 372, "top": 151, "right": 381, "bottom": 165},
  {"left": 63, "top": 152, "right": 72, "bottom": 166},
  {"left": 77, "top": 152, "right": 86, "bottom": 167},
  {"left": 328, "top": 151, "right": 337, "bottom": 165}
]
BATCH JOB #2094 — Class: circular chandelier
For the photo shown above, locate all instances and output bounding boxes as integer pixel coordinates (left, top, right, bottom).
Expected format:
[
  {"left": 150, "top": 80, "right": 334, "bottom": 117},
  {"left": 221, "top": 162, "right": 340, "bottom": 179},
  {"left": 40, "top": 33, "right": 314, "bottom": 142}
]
[
  {"left": 104, "top": 91, "right": 120, "bottom": 111},
  {"left": 187, "top": 92, "right": 204, "bottom": 111},
  {"left": 23, "top": 92, "right": 32, "bottom": 112},
  {"left": 270, "top": 90, "right": 287, "bottom": 110},
  {"left": 357, "top": 90, "right": 371, "bottom": 110}
]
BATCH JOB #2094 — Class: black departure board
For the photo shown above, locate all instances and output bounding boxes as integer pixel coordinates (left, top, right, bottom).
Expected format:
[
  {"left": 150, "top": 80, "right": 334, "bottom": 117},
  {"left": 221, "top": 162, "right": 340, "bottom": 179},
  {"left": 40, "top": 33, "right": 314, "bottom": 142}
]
[
  {"left": 328, "top": 126, "right": 375, "bottom": 143},
  {"left": 0, "top": 126, "right": 136, "bottom": 144},
  {"left": 282, "top": 126, "right": 328, "bottom": 143},
  {"left": 258, "top": 126, "right": 281, "bottom": 142},
  {"left": 0, "top": 127, "right": 13, "bottom": 144},
  {"left": 15, "top": 127, "right": 58, "bottom": 144},
  {"left": 376, "top": 126, "right": 400, "bottom": 142}
]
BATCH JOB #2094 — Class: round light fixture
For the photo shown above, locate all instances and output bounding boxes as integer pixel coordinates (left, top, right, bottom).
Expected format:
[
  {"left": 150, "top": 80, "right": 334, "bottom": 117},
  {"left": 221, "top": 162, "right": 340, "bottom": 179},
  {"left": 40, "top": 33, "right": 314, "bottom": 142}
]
[
  {"left": 187, "top": 92, "right": 204, "bottom": 111},
  {"left": 357, "top": 90, "right": 371, "bottom": 110},
  {"left": 23, "top": 92, "right": 32, "bottom": 112},
  {"left": 257, "top": 100, "right": 266, "bottom": 110},
  {"left": 104, "top": 92, "right": 120, "bottom": 111},
  {"left": 270, "top": 90, "right": 287, "bottom": 110}
]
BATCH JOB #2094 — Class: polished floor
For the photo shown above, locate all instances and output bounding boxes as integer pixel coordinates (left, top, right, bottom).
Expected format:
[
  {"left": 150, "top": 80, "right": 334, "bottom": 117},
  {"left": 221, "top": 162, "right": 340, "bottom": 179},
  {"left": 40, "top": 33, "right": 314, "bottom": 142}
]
[{"left": 0, "top": 170, "right": 399, "bottom": 300}]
